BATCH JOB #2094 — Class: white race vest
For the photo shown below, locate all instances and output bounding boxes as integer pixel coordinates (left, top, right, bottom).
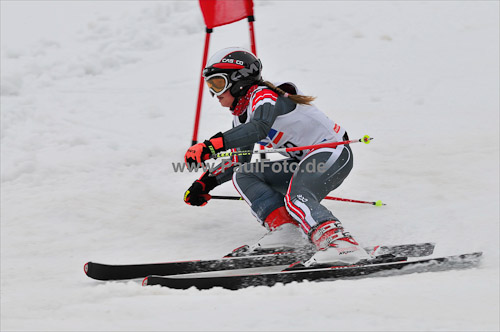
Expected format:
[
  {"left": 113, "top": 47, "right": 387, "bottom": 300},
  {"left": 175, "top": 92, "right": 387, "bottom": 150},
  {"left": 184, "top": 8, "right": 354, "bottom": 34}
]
[{"left": 233, "top": 85, "right": 346, "bottom": 160}]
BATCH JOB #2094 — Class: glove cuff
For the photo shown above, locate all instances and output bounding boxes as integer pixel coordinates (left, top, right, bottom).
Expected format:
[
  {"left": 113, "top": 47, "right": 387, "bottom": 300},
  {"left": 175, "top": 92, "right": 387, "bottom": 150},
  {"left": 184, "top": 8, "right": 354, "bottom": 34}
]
[
  {"left": 199, "top": 171, "right": 218, "bottom": 192},
  {"left": 204, "top": 132, "right": 225, "bottom": 156}
]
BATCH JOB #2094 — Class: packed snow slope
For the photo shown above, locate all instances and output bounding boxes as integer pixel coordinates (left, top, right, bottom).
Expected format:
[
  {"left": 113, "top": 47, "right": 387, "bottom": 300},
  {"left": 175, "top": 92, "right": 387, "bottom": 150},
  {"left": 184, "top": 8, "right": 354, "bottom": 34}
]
[{"left": 1, "top": 1, "right": 499, "bottom": 331}]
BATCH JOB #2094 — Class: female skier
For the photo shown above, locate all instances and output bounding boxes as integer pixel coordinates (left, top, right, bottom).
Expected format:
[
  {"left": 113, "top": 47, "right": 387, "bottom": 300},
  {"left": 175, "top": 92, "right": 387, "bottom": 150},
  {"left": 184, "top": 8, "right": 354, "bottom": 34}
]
[{"left": 183, "top": 47, "right": 369, "bottom": 266}]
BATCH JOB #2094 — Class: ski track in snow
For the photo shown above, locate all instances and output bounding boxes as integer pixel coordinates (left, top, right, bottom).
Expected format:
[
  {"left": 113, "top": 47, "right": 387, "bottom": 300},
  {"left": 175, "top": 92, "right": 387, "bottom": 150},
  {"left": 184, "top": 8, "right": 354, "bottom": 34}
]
[{"left": 1, "top": 1, "right": 499, "bottom": 331}]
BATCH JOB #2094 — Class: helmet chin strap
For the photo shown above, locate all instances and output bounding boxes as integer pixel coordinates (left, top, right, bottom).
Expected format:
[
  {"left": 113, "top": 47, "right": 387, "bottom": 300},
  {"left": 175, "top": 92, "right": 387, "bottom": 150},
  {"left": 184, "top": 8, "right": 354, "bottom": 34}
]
[
  {"left": 230, "top": 79, "right": 260, "bottom": 98},
  {"left": 230, "top": 96, "right": 239, "bottom": 110}
]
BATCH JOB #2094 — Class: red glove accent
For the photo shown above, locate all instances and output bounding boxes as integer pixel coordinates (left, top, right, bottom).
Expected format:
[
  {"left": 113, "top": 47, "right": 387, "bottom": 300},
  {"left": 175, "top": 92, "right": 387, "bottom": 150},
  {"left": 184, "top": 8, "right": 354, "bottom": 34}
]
[
  {"left": 184, "top": 142, "right": 210, "bottom": 167},
  {"left": 210, "top": 136, "right": 224, "bottom": 150},
  {"left": 184, "top": 132, "right": 226, "bottom": 167},
  {"left": 184, "top": 181, "right": 212, "bottom": 206},
  {"left": 184, "top": 171, "right": 218, "bottom": 206}
]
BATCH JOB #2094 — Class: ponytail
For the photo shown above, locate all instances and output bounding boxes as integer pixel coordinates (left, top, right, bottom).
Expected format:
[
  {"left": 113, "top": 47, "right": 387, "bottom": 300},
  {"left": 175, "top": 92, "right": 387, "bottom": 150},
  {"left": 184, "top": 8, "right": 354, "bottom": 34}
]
[{"left": 260, "top": 80, "right": 316, "bottom": 105}]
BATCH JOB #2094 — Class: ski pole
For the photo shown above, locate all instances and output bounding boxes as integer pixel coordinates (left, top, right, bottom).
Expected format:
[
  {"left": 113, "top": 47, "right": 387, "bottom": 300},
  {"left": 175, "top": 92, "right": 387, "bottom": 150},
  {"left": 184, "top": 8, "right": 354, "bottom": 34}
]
[
  {"left": 211, "top": 195, "right": 385, "bottom": 206},
  {"left": 211, "top": 135, "right": 373, "bottom": 159},
  {"left": 322, "top": 196, "right": 385, "bottom": 206}
]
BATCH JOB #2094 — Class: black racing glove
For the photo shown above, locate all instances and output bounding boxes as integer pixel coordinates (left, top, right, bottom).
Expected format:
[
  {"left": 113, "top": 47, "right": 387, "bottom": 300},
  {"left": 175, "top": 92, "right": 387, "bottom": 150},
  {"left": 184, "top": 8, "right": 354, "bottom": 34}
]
[{"left": 184, "top": 171, "right": 218, "bottom": 206}]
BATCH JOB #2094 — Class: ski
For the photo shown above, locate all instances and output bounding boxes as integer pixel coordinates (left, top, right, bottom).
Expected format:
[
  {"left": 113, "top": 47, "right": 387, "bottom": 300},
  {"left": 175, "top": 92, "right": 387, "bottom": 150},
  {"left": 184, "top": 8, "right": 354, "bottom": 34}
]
[
  {"left": 84, "top": 242, "right": 434, "bottom": 281},
  {"left": 84, "top": 250, "right": 309, "bottom": 281},
  {"left": 143, "top": 252, "right": 482, "bottom": 290}
]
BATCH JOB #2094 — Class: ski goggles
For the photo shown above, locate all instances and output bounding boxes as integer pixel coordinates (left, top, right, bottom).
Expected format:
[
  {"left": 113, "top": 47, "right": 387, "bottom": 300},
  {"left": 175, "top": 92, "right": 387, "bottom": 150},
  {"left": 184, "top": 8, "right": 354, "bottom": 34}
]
[{"left": 205, "top": 73, "right": 231, "bottom": 97}]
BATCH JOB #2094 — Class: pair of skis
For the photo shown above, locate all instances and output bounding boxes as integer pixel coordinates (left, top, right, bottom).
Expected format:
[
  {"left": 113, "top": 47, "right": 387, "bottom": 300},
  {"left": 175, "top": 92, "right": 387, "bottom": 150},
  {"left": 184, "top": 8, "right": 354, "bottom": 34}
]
[{"left": 84, "top": 243, "right": 482, "bottom": 290}]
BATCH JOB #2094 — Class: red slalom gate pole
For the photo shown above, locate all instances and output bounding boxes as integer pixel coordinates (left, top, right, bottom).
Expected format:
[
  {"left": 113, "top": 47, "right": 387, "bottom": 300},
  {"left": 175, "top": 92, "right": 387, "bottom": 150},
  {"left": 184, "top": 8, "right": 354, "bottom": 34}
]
[
  {"left": 247, "top": 14, "right": 266, "bottom": 159},
  {"left": 192, "top": 28, "right": 212, "bottom": 145},
  {"left": 248, "top": 15, "right": 257, "bottom": 56}
]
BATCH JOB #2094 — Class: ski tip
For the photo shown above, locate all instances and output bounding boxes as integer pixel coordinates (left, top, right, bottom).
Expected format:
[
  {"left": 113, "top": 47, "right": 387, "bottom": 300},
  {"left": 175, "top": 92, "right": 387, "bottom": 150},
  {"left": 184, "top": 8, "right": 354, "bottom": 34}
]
[
  {"left": 467, "top": 251, "right": 483, "bottom": 258},
  {"left": 142, "top": 276, "right": 149, "bottom": 286},
  {"left": 374, "top": 200, "right": 386, "bottom": 206},
  {"left": 84, "top": 262, "right": 89, "bottom": 275}
]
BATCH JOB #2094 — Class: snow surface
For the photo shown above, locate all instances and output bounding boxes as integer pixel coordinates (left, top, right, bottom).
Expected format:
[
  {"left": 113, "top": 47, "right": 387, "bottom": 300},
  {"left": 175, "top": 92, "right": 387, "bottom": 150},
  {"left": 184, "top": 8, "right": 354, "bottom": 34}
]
[{"left": 1, "top": 1, "right": 499, "bottom": 331}]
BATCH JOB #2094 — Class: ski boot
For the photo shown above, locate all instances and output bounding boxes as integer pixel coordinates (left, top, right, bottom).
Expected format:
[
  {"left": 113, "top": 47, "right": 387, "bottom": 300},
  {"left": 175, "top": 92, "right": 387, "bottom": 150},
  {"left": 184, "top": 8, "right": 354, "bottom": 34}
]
[
  {"left": 250, "top": 206, "right": 311, "bottom": 252},
  {"left": 230, "top": 207, "right": 311, "bottom": 257},
  {"left": 303, "top": 220, "right": 370, "bottom": 267}
]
